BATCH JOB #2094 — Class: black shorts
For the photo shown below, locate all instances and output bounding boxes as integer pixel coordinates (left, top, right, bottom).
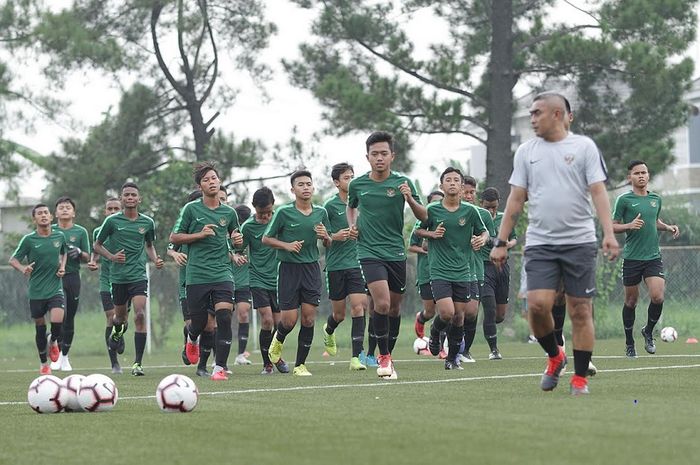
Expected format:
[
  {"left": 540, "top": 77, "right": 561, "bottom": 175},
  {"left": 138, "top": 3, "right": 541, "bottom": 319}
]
[
  {"left": 278, "top": 262, "right": 322, "bottom": 310},
  {"left": 100, "top": 291, "right": 115, "bottom": 312},
  {"left": 359, "top": 258, "right": 407, "bottom": 294},
  {"left": 469, "top": 281, "right": 481, "bottom": 301},
  {"left": 180, "top": 297, "right": 189, "bottom": 320},
  {"left": 235, "top": 287, "right": 252, "bottom": 304},
  {"left": 30, "top": 295, "right": 65, "bottom": 319},
  {"left": 525, "top": 243, "right": 597, "bottom": 298},
  {"left": 623, "top": 258, "right": 665, "bottom": 287},
  {"left": 112, "top": 281, "right": 148, "bottom": 306},
  {"left": 251, "top": 288, "right": 279, "bottom": 313},
  {"left": 327, "top": 268, "right": 366, "bottom": 301},
  {"left": 431, "top": 280, "right": 470, "bottom": 303},
  {"left": 418, "top": 282, "right": 434, "bottom": 301},
  {"left": 482, "top": 261, "right": 510, "bottom": 304},
  {"left": 62, "top": 272, "right": 81, "bottom": 308},
  {"left": 187, "top": 282, "right": 234, "bottom": 316}
]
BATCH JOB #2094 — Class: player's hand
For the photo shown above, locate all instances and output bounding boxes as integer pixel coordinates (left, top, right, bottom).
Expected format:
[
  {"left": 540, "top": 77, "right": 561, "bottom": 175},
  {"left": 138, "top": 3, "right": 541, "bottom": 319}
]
[
  {"left": 286, "top": 240, "right": 304, "bottom": 253},
  {"left": 421, "top": 239, "right": 429, "bottom": 252},
  {"left": 398, "top": 181, "right": 413, "bottom": 200},
  {"left": 471, "top": 234, "right": 486, "bottom": 251},
  {"left": 87, "top": 260, "right": 99, "bottom": 271},
  {"left": 629, "top": 213, "right": 644, "bottom": 230},
  {"left": 23, "top": 262, "right": 35, "bottom": 276},
  {"left": 200, "top": 224, "right": 217, "bottom": 238},
  {"left": 601, "top": 234, "right": 620, "bottom": 261},
  {"left": 333, "top": 228, "right": 351, "bottom": 242},
  {"left": 431, "top": 222, "right": 445, "bottom": 239},
  {"left": 490, "top": 247, "right": 507, "bottom": 270},
  {"left": 112, "top": 249, "right": 126, "bottom": 263},
  {"left": 154, "top": 256, "right": 165, "bottom": 269},
  {"left": 67, "top": 246, "right": 82, "bottom": 260},
  {"left": 668, "top": 224, "right": 680, "bottom": 239},
  {"left": 314, "top": 223, "right": 329, "bottom": 240},
  {"left": 348, "top": 225, "right": 359, "bottom": 240},
  {"left": 230, "top": 229, "right": 243, "bottom": 246},
  {"left": 56, "top": 267, "right": 65, "bottom": 278},
  {"left": 232, "top": 253, "right": 248, "bottom": 266},
  {"left": 171, "top": 251, "right": 188, "bottom": 267}
]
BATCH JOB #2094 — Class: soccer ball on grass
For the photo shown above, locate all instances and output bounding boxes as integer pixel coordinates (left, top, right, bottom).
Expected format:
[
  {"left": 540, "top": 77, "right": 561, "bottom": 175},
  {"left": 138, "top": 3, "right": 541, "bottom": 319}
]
[
  {"left": 156, "top": 374, "right": 198, "bottom": 413},
  {"left": 660, "top": 327, "right": 678, "bottom": 343}
]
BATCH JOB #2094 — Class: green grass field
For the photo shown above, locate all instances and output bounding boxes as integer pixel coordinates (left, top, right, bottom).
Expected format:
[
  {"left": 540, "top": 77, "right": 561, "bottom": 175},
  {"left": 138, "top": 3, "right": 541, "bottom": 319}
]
[{"left": 1, "top": 314, "right": 699, "bottom": 465}]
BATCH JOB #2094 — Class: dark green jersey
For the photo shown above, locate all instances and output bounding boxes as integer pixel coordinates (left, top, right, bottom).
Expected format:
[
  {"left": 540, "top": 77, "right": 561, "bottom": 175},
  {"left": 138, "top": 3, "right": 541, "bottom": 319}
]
[
  {"left": 470, "top": 207, "right": 494, "bottom": 281},
  {"left": 323, "top": 193, "right": 360, "bottom": 271},
  {"left": 613, "top": 191, "right": 662, "bottom": 260},
  {"left": 53, "top": 224, "right": 90, "bottom": 274},
  {"left": 232, "top": 259, "right": 250, "bottom": 289},
  {"left": 424, "top": 201, "right": 486, "bottom": 282},
  {"left": 12, "top": 230, "right": 66, "bottom": 300},
  {"left": 167, "top": 242, "right": 188, "bottom": 300},
  {"left": 264, "top": 202, "right": 331, "bottom": 264},
  {"left": 347, "top": 171, "right": 421, "bottom": 261},
  {"left": 93, "top": 227, "right": 112, "bottom": 292},
  {"left": 96, "top": 212, "right": 156, "bottom": 284},
  {"left": 240, "top": 217, "right": 278, "bottom": 290},
  {"left": 171, "top": 199, "right": 239, "bottom": 286},
  {"left": 478, "top": 210, "right": 503, "bottom": 260},
  {"left": 410, "top": 221, "right": 430, "bottom": 286}
]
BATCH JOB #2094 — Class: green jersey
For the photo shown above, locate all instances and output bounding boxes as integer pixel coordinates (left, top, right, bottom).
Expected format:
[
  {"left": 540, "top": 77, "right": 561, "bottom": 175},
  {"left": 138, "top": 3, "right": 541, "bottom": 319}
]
[
  {"left": 424, "top": 201, "right": 486, "bottom": 282},
  {"left": 53, "top": 224, "right": 90, "bottom": 274},
  {"left": 93, "top": 226, "right": 112, "bottom": 292},
  {"left": 171, "top": 199, "right": 240, "bottom": 286},
  {"left": 96, "top": 212, "right": 156, "bottom": 284},
  {"left": 168, "top": 242, "right": 188, "bottom": 300},
  {"left": 410, "top": 221, "right": 430, "bottom": 286},
  {"left": 263, "top": 202, "right": 331, "bottom": 264},
  {"left": 470, "top": 207, "right": 494, "bottom": 281},
  {"left": 323, "top": 193, "right": 360, "bottom": 271},
  {"left": 613, "top": 191, "right": 662, "bottom": 260},
  {"left": 347, "top": 171, "right": 421, "bottom": 262},
  {"left": 239, "top": 217, "right": 278, "bottom": 290},
  {"left": 12, "top": 230, "right": 66, "bottom": 300},
  {"left": 232, "top": 259, "right": 250, "bottom": 289},
  {"left": 479, "top": 211, "right": 511, "bottom": 260}
]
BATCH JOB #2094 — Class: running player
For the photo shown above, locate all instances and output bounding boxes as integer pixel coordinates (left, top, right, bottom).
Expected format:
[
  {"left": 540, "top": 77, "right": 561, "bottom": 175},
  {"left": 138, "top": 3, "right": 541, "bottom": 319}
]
[
  {"left": 9, "top": 204, "right": 66, "bottom": 374},
  {"left": 232, "top": 204, "right": 253, "bottom": 366}
]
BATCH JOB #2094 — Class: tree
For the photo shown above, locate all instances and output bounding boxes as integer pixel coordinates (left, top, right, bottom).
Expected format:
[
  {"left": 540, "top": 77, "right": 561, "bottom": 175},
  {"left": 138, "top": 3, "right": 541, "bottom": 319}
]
[{"left": 284, "top": 0, "right": 697, "bottom": 197}]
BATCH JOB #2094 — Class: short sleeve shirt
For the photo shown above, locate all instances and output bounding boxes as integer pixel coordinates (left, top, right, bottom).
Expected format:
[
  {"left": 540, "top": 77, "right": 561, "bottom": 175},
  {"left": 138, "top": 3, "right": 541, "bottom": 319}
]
[
  {"left": 96, "top": 212, "right": 156, "bottom": 284},
  {"left": 410, "top": 221, "right": 430, "bottom": 286},
  {"left": 480, "top": 211, "right": 516, "bottom": 259},
  {"left": 240, "top": 217, "right": 279, "bottom": 290},
  {"left": 53, "top": 224, "right": 91, "bottom": 274},
  {"left": 263, "top": 202, "right": 331, "bottom": 264},
  {"left": 612, "top": 191, "right": 662, "bottom": 260},
  {"left": 12, "top": 230, "right": 66, "bottom": 300},
  {"left": 323, "top": 194, "right": 360, "bottom": 272},
  {"left": 93, "top": 226, "right": 112, "bottom": 292}
]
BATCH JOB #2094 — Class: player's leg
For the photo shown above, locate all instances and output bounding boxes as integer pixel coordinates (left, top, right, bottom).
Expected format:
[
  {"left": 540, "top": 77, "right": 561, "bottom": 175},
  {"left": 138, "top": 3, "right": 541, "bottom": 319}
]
[
  {"left": 622, "top": 259, "right": 642, "bottom": 357},
  {"left": 196, "top": 312, "right": 216, "bottom": 377},
  {"left": 293, "top": 262, "right": 322, "bottom": 376},
  {"left": 414, "top": 283, "right": 435, "bottom": 338},
  {"left": 101, "top": 292, "right": 121, "bottom": 373},
  {"left": 481, "top": 263, "right": 499, "bottom": 359},
  {"left": 386, "top": 260, "right": 406, "bottom": 354},
  {"left": 461, "top": 286, "right": 480, "bottom": 363},
  {"left": 129, "top": 285, "right": 148, "bottom": 376},
  {"left": 270, "top": 263, "right": 302, "bottom": 365},
  {"left": 552, "top": 283, "right": 566, "bottom": 348},
  {"left": 211, "top": 304, "right": 234, "bottom": 380},
  {"left": 31, "top": 300, "right": 54, "bottom": 373},
  {"left": 429, "top": 281, "right": 456, "bottom": 357},
  {"left": 448, "top": 298, "right": 468, "bottom": 369},
  {"left": 55, "top": 273, "right": 79, "bottom": 371},
  {"left": 234, "top": 290, "right": 252, "bottom": 365},
  {"left": 324, "top": 270, "right": 347, "bottom": 357},
  {"left": 348, "top": 290, "right": 368, "bottom": 370},
  {"left": 363, "top": 295, "right": 378, "bottom": 367},
  {"left": 108, "top": 284, "right": 130, "bottom": 354},
  {"left": 640, "top": 259, "right": 666, "bottom": 354},
  {"left": 362, "top": 259, "right": 393, "bottom": 376}
]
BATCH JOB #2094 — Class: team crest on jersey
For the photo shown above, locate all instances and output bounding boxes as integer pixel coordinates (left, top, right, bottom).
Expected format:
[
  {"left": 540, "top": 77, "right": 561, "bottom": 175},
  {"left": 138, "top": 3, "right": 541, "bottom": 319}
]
[
  {"left": 53, "top": 240, "right": 61, "bottom": 248},
  {"left": 386, "top": 188, "right": 396, "bottom": 197},
  {"left": 219, "top": 217, "right": 227, "bottom": 227},
  {"left": 458, "top": 217, "right": 466, "bottom": 226},
  {"left": 138, "top": 227, "right": 146, "bottom": 234},
  {"left": 69, "top": 235, "right": 77, "bottom": 243},
  {"left": 650, "top": 200, "right": 657, "bottom": 208},
  {"left": 564, "top": 155, "right": 575, "bottom": 165}
]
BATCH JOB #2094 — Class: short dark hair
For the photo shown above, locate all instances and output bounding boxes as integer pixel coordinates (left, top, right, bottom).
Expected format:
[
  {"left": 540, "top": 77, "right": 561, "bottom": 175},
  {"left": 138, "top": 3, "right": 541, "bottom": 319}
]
[
  {"left": 463, "top": 175, "right": 477, "bottom": 188},
  {"left": 235, "top": 204, "right": 252, "bottom": 223},
  {"left": 627, "top": 159, "right": 647, "bottom": 172},
  {"left": 122, "top": 181, "right": 139, "bottom": 192},
  {"left": 440, "top": 167, "right": 464, "bottom": 184},
  {"left": 54, "top": 196, "right": 75, "bottom": 210},
  {"left": 187, "top": 189, "right": 203, "bottom": 203},
  {"left": 365, "top": 131, "right": 394, "bottom": 153},
  {"left": 291, "top": 170, "right": 312, "bottom": 185},
  {"left": 32, "top": 203, "right": 49, "bottom": 217},
  {"left": 481, "top": 187, "right": 500, "bottom": 202},
  {"left": 194, "top": 161, "right": 219, "bottom": 185},
  {"left": 252, "top": 187, "right": 275, "bottom": 208},
  {"left": 331, "top": 162, "right": 354, "bottom": 181},
  {"left": 219, "top": 185, "right": 228, "bottom": 195},
  {"left": 427, "top": 191, "right": 444, "bottom": 203},
  {"left": 533, "top": 91, "right": 570, "bottom": 114},
  {"left": 106, "top": 196, "right": 119, "bottom": 203}
]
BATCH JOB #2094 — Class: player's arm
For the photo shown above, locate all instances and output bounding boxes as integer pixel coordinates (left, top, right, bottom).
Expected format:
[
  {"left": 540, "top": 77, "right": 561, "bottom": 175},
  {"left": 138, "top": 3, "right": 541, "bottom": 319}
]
[
  {"left": 57, "top": 246, "right": 67, "bottom": 278},
  {"left": 471, "top": 211, "right": 490, "bottom": 251},
  {"left": 145, "top": 241, "right": 164, "bottom": 269},
  {"left": 94, "top": 217, "right": 125, "bottom": 263},
  {"left": 399, "top": 180, "right": 427, "bottom": 221},
  {"left": 170, "top": 204, "right": 211, "bottom": 245},
  {"left": 8, "top": 237, "right": 33, "bottom": 275},
  {"left": 590, "top": 181, "right": 620, "bottom": 260},
  {"left": 262, "top": 208, "right": 303, "bottom": 253},
  {"left": 78, "top": 228, "right": 91, "bottom": 263},
  {"left": 656, "top": 219, "right": 680, "bottom": 238},
  {"left": 315, "top": 210, "right": 332, "bottom": 248},
  {"left": 491, "top": 185, "right": 527, "bottom": 267},
  {"left": 167, "top": 243, "right": 187, "bottom": 266}
]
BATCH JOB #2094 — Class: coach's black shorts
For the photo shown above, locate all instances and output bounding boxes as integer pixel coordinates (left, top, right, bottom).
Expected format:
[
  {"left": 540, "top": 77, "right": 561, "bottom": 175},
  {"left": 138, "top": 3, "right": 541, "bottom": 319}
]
[
  {"left": 251, "top": 288, "right": 279, "bottom": 313},
  {"left": 112, "top": 281, "right": 148, "bottom": 306},
  {"left": 235, "top": 287, "right": 252, "bottom": 304},
  {"left": 359, "top": 258, "right": 407, "bottom": 294},
  {"left": 327, "top": 268, "right": 366, "bottom": 301},
  {"left": 623, "top": 258, "right": 665, "bottom": 287},
  {"left": 278, "top": 262, "right": 322, "bottom": 310},
  {"left": 62, "top": 272, "right": 81, "bottom": 310},
  {"left": 525, "top": 243, "right": 597, "bottom": 298},
  {"left": 186, "top": 282, "right": 233, "bottom": 316},
  {"left": 482, "top": 261, "right": 510, "bottom": 304},
  {"left": 430, "top": 280, "right": 470, "bottom": 303},
  {"left": 418, "top": 282, "right": 434, "bottom": 301},
  {"left": 30, "top": 295, "right": 65, "bottom": 319},
  {"left": 100, "top": 291, "right": 115, "bottom": 312}
]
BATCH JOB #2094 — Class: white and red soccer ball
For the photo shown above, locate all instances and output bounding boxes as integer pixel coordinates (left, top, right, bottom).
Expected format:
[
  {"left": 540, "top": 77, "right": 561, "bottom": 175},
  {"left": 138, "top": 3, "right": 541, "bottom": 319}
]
[
  {"left": 62, "top": 374, "right": 86, "bottom": 412},
  {"left": 27, "top": 375, "right": 68, "bottom": 413},
  {"left": 156, "top": 374, "right": 198, "bottom": 413},
  {"left": 660, "top": 326, "right": 678, "bottom": 343},
  {"left": 78, "top": 374, "right": 118, "bottom": 412}
]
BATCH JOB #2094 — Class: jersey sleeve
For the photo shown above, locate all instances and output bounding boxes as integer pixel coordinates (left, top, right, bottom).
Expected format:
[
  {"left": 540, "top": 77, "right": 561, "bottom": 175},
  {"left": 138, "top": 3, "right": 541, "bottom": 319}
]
[
  {"left": 321, "top": 208, "right": 332, "bottom": 232},
  {"left": 11, "top": 235, "right": 30, "bottom": 261},
  {"left": 404, "top": 177, "right": 422, "bottom": 204},
  {"left": 228, "top": 209, "right": 240, "bottom": 234},
  {"left": 323, "top": 200, "right": 339, "bottom": 233},
  {"left": 145, "top": 218, "right": 156, "bottom": 243},
  {"left": 473, "top": 208, "right": 488, "bottom": 236},
  {"left": 656, "top": 196, "right": 662, "bottom": 221},
  {"left": 263, "top": 208, "right": 284, "bottom": 238},
  {"left": 239, "top": 222, "right": 251, "bottom": 249},
  {"left": 96, "top": 217, "right": 113, "bottom": 244},
  {"left": 409, "top": 221, "right": 422, "bottom": 246},
  {"left": 347, "top": 179, "right": 359, "bottom": 209},
  {"left": 612, "top": 195, "right": 626, "bottom": 222},
  {"left": 172, "top": 204, "right": 192, "bottom": 235},
  {"left": 79, "top": 227, "right": 91, "bottom": 254},
  {"left": 584, "top": 140, "right": 608, "bottom": 185},
  {"left": 509, "top": 144, "right": 529, "bottom": 189}
]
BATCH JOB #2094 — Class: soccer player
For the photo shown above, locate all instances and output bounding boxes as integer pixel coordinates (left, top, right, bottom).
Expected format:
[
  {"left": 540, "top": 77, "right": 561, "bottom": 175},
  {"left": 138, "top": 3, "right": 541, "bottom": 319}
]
[
  {"left": 612, "top": 160, "right": 680, "bottom": 357},
  {"left": 322, "top": 162, "right": 368, "bottom": 371},
  {"left": 171, "top": 163, "right": 241, "bottom": 381},
  {"left": 232, "top": 204, "right": 253, "bottom": 366},
  {"left": 94, "top": 182, "right": 164, "bottom": 376},
  {"left": 239, "top": 187, "right": 289, "bottom": 375},
  {"left": 50, "top": 196, "right": 91, "bottom": 371},
  {"left": 491, "top": 92, "right": 619, "bottom": 395},
  {"left": 88, "top": 197, "right": 123, "bottom": 373},
  {"left": 419, "top": 168, "right": 488, "bottom": 369},
  {"left": 9, "top": 204, "right": 66, "bottom": 374},
  {"left": 264, "top": 170, "right": 332, "bottom": 376},
  {"left": 347, "top": 131, "right": 426, "bottom": 379}
]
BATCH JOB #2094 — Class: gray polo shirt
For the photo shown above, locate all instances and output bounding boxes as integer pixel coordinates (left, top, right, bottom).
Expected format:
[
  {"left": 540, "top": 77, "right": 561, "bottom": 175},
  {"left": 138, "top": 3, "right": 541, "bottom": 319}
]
[{"left": 509, "top": 133, "right": 607, "bottom": 246}]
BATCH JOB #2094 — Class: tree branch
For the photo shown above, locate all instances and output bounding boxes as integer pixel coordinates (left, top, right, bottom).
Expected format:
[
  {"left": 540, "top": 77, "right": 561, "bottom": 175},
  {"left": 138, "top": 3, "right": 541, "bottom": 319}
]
[
  {"left": 177, "top": 0, "right": 194, "bottom": 93},
  {"left": 150, "top": 3, "right": 186, "bottom": 97},
  {"left": 225, "top": 171, "right": 295, "bottom": 187},
  {"left": 413, "top": 128, "right": 487, "bottom": 145},
  {"left": 518, "top": 24, "right": 601, "bottom": 51},
  {"left": 198, "top": 0, "right": 219, "bottom": 105}
]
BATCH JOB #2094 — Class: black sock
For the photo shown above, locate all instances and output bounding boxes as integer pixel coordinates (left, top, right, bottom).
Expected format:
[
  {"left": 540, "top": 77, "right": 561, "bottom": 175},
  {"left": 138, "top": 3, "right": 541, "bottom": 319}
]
[
  {"left": 431, "top": 316, "right": 449, "bottom": 335},
  {"left": 183, "top": 325, "right": 188, "bottom": 345},
  {"left": 326, "top": 314, "right": 340, "bottom": 334},
  {"left": 646, "top": 302, "right": 663, "bottom": 333},
  {"left": 373, "top": 313, "right": 389, "bottom": 355},
  {"left": 448, "top": 324, "right": 463, "bottom": 360},
  {"left": 622, "top": 305, "right": 636, "bottom": 345},
  {"left": 552, "top": 302, "right": 566, "bottom": 346},
  {"left": 50, "top": 322, "right": 63, "bottom": 348},
  {"left": 367, "top": 316, "right": 377, "bottom": 356},
  {"left": 61, "top": 330, "right": 73, "bottom": 356},
  {"left": 35, "top": 324, "right": 48, "bottom": 364},
  {"left": 237, "top": 322, "right": 249, "bottom": 355},
  {"left": 573, "top": 349, "right": 592, "bottom": 377},
  {"left": 538, "top": 332, "right": 560, "bottom": 358},
  {"left": 105, "top": 326, "right": 118, "bottom": 366},
  {"left": 215, "top": 310, "right": 233, "bottom": 367},
  {"left": 275, "top": 321, "right": 291, "bottom": 343},
  {"left": 388, "top": 316, "right": 401, "bottom": 353},
  {"left": 134, "top": 332, "right": 146, "bottom": 365},
  {"left": 351, "top": 316, "right": 364, "bottom": 357},
  {"left": 463, "top": 316, "right": 477, "bottom": 352},
  {"left": 260, "top": 329, "right": 273, "bottom": 365},
  {"left": 482, "top": 295, "right": 498, "bottom": 350},
  {"left": 417, "top": 311, "right": 427, "bottom": 324},
  {"left": 295, "top": 324, "right": 314, "bottom": 366},
  {"left": 188, "top": 312, "right": 208, "bottom": 341},
  {"left": 198, "top": 330, "right": 215, "bottom": 369}
]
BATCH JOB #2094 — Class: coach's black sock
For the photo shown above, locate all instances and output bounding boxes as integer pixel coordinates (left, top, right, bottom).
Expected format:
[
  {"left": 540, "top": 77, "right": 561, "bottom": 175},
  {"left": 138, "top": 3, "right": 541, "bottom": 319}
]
[
  {"left": 50, "top": 322, "right": 63, "bottom": 347},
  {"left": 367, "top": 316, "right": 377, "bottom": 356},
  {"left": 199, "top": 330, "right": 215, "bottom": 369},
  {"left": 133, "top": 332, "right": 146, "bottom": 365},
  {"left": 448, "top": 324, "right": 463, "bottom": 361},
  {"left": 36, "top": 324, "right": 48, "bottom": 363},
  {"left": 260, "top": 329, "right": 273, "bottom": 365},
  {"left": 646, "top": 302, "right": 663, "bottom": 333},
  {"left": 622, "top": 305, "right": 636, "bottom": 345},
  {"left": 275, "top": 321, "right": 291, "bottom": 343},
  {"left": 388, "top": 316, "right": 401, "bottom": 353},
  {"left": 188, "top": 312, "right": 208, "bottom": 341},
  {"left": 373, "top": 313, "right": 390, "bottom": 356},
  {"left": 105, "top": 326, "right": 118, "bottom": 366},
  {"left": 183, "top": 325, "right": 188, "bottom": 345},
  {"left": 325, "top": 314, "right": 340, "bottom": 335},
  {"left": 351, "top": 316, "right": 364, "bottom": 358},
  {"left": 538, "top": 332, "right": 560, "bottom": 358},
  {"left": 463, "top": 316, "right": 478, "bottom": 352},
  {"left": 296, "top": 324, "right": 314, "bottom": 366},
  {"left": 215, "top": 310, "right": 233, "bottom": 367},
  {"left": 573, "top": 349, "right": 592, "bottom": 378},
  {"left": 552, "top": 302, "right": 566, "bottom": 347},
  {"left": 237, "top": 322, "right": 249, "bottom": 355},
  {"left": 482, "top": 295, "right": 498, "bottom": 350}
]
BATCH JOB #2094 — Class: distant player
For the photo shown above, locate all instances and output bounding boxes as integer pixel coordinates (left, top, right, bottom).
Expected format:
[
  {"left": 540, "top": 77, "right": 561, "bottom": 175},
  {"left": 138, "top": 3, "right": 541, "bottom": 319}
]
[
  {"left": 264, "top": 170, "right": 332, "bottom": 376},
  {"left": 232, "top": 204, "right": 253, "bottom": 366},
  {"left": 94, "top": 182, "right": 164, "bottom": 376},
  {"left": 613, "top": 160, "right": 680, "bottom": 357},
  {"left": 9, "top": 204, "right": 66, "bottom": 374}
]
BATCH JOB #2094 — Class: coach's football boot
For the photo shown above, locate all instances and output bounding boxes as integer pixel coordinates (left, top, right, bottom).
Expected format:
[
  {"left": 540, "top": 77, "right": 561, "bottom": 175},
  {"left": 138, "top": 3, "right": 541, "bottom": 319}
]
[
  {"left": 444, "top": 358, "right": 464, "bottom": 370},
  {"left": 131, "top": 363, "right": 144, "bottom": 376},
  {"left": 570, "top": 375, "right": 590, "bottom": 396},
  {"left": 625, "top": 344, "right": 638, "bottom": 358},
  {"left": 349, "top": 357, "right": 366, "bottom": 371},
  {"left": 211, "top": 365, "right": 228, "bottom": 381},
  {"left": 234, "top": 353, "right": 252, "bottom": 365},
  {"left": 414, "top": 312, "right": 425, "bottom": 338},
  {"left": 587, "top": 360, "right": 597, "bottom": 377},
  {"left": 540, "top": 347, "right": 567, "bottom": 391},
  {"left": 268, "top": 337, "right": 284, "bottom": 364},
  {"left": 39, "top": 363, "right": 51, "bottom": 375},
  {"left": 322, "top": 323, "right": 338, "bottom": 356},
  {"left": 458, "top": 352, "right": 475, "bottom": 363},
  {"left": 376, "top": 354, "right": 394, "bottom": 378},
  {"left": 261, "top": 363, "right": 274, "bottom": 375},
  {"left": 48, "top": 335, "right": 60, "bottom": 364},
  {"left": 185, "top": 336, "right": 200, "bottom": 365},
  {"left": 274, "top": 358, "right": 290, "bottom": 374},
  {"left": 292, "top": 364, "right": 312, "bottom": 376},
  {"left": 488, "top": 348, "right": 503, "bottom": 360},
  {"left": 641, "top": 326, "right": 656, "bottom": 354}
]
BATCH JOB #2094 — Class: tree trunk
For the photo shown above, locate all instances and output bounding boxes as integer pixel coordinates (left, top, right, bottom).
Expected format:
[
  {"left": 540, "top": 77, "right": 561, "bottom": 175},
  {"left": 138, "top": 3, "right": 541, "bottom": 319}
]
[{"left": 188, "top": 102, "right": 209, "bottom": 160}]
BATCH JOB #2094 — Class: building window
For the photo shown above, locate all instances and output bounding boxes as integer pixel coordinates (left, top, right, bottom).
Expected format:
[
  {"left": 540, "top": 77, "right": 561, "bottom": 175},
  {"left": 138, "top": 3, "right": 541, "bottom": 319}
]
[{"left": 689, "top": 111, "right": 700, "bottom": 164}]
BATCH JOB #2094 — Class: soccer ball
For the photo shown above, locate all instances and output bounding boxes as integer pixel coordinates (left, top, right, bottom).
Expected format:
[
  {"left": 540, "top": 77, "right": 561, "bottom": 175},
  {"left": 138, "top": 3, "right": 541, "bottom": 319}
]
[
  {"left": 27, "top": 375, "right": 68, "bottom": 414},
  {"left": 413, "top": 337, "right": 429, "bottom": 354},
  {"left": 660, "top": 327, "right": 678, "bottom": 343},
  {"left": 156, "top": 374, "right": 198, "bottom": 413},
  {"left": 78, "top": 374, "right": 118, "bottom": 412},
  {"left": 62, "top": 374, "right": 86, "bottom": 412}
]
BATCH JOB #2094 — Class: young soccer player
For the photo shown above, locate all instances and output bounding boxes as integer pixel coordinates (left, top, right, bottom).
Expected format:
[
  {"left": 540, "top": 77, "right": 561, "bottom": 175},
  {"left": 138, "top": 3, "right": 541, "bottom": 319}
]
[{"left": 232, "top": 204, "right": 253, "bottom": 366}]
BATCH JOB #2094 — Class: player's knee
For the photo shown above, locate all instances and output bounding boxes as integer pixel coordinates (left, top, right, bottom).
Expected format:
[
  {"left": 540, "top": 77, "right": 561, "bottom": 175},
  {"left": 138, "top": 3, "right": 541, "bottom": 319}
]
[
  {"left": 215, "top": 310, "right": 232, "bottom": 328},
  {"left": 133, "top": 312, "right": 146, "bottom": 326},
  {"left": 650, "top": 295, "right": 664, "bottom": 305},
  {"left": 624, "top": 296, "right": 638, "bottom": 308},
  {"left": 204, "top": 317, "right": 217, "bottom": 332}
]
